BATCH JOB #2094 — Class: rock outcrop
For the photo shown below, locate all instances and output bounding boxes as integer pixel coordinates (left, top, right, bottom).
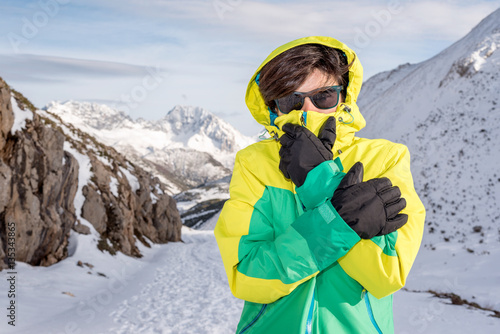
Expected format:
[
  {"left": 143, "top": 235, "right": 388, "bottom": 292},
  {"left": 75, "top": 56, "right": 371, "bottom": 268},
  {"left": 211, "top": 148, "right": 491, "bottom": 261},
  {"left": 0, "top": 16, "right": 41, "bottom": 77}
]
[
  {"left": 0, "top": 77, "right": 182, "bottom": 270},
  {"left": 0, "top": 78, "right": 79, "bottom": 268},
  {"left": 78, "top": 153, "right": 181, "bottom": 257}
]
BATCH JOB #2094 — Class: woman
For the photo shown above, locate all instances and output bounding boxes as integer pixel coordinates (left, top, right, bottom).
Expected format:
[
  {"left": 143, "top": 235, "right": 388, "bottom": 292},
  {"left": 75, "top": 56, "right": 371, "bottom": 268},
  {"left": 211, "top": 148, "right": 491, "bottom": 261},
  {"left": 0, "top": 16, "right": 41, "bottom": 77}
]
[{"left": 215, "top": 36, "right": 425, "bottom": 334}]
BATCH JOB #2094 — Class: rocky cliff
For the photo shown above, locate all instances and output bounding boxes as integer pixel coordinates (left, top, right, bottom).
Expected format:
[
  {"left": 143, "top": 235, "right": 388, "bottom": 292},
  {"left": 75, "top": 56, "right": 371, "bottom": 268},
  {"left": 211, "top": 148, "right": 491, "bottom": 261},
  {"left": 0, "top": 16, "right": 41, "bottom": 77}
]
[{"left": 0, "top": 77, "right": 182, "bottom": 270}]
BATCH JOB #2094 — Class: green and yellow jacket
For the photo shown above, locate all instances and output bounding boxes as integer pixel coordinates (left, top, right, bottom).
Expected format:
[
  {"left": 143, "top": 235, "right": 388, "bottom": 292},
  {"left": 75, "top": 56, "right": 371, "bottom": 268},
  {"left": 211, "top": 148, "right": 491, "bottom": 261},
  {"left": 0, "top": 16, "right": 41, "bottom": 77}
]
[{"left": 215, "top": 36, "right": 426, "bottom": 334}]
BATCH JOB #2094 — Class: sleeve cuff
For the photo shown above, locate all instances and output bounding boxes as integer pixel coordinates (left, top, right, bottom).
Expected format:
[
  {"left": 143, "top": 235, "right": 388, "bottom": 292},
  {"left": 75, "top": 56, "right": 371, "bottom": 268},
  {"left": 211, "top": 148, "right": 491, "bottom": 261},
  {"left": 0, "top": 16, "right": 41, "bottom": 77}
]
[
  {"left": 292, "top": 200, "right": 361, "bottom": 271},
  {"left": 296, "top": 158, "right": 345, "bottom": 210}
]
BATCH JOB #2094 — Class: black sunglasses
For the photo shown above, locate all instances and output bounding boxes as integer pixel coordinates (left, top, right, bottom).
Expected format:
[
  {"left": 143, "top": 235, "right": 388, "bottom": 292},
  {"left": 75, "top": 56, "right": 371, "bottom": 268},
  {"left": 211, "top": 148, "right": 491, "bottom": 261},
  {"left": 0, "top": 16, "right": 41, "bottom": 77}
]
[{"left": 274, "top": 85, "right": 343, "bottom": 114}]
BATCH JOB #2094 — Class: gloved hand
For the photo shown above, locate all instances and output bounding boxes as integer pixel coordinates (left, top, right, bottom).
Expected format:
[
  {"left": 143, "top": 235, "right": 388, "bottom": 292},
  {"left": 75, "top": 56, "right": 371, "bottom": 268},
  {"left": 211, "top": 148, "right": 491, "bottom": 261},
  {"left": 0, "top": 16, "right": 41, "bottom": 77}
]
[
  {"left": 331, "top": 162, "right": 408, "bottom": 239},
  {"left": 279, "top": 117, "right": 336, "bottom": 187}
]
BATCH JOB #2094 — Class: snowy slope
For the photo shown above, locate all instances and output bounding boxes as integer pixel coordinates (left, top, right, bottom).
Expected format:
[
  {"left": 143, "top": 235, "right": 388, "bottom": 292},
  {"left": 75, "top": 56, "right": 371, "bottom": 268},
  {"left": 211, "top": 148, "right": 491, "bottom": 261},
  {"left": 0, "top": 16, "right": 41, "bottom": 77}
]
[
  {"left": 45, "top": 102, "right": 254, "bottom": 193},
  {"left": 358, "top": 7, "right": 500, "bottom": 315}
]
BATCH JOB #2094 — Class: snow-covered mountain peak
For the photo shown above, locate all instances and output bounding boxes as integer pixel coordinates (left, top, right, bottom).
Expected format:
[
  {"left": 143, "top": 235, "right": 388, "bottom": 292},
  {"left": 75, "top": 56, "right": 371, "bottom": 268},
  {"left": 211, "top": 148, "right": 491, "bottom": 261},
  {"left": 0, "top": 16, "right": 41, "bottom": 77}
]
[
  {"left": 45, "top": 101, "right": 255, "bottom": 193},
  {"left": 361, "top": 8, "right": 500, "bottom": 101},
  {"left": 164, "top": 105, "right": 214, "bottom": 135},
  {"left": 161, "top": 104, "right": 254, "bottom": 154},
  {"left": 465, "top": 7, "right": 500, "bottom": 42},
  {"left": 437, "top": 7, "right": 499, "bottom": 58},
  {"left": 45, "top": 100, "right": 133, "bottom": 130},
  {"left": 359, "top": 8, "right": 500, "bottom": 138},
  {"left": 165, "top": 105, "right": 211, "bottom": 124},
  {"left": 436, "top": 8, "right": 500, "bottom": 84}
]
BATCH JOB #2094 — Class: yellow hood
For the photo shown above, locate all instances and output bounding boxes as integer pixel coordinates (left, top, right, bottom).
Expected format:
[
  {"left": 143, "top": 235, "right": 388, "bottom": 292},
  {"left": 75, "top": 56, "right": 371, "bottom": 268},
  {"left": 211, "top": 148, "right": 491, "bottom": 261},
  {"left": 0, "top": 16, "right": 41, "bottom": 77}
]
[{"left": 245, "top": 36, "right": 366, "bottom": 154}]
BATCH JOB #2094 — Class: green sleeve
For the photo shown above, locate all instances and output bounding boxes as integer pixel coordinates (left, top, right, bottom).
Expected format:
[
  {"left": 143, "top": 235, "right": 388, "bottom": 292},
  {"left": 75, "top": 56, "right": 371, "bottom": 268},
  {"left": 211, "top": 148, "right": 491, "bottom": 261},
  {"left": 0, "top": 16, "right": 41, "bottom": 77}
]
[
  {"left": 238, "top": 198, "right": 360, "bottom": 283},
  {"left": 295, "top": 158, "right": 345, "bottom": 211},
  {"left": 291, "top": 200, "right": 360, "bottom": 271}
]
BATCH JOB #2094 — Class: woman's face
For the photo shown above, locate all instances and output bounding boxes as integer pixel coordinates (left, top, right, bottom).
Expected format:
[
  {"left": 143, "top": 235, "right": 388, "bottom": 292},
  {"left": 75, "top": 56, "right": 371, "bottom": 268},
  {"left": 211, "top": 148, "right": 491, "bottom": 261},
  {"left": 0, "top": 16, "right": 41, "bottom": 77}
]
[{"left": 276, "top": 69, "right": 342, "bottom": 116}]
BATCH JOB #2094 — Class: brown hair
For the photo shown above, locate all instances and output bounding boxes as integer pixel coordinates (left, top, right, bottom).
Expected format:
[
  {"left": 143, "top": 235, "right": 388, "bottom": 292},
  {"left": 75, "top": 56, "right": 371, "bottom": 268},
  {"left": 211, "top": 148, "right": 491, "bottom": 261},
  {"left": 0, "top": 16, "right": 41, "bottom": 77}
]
[{"left": 258, "top": 43, "right": 353, "bottom": 112}]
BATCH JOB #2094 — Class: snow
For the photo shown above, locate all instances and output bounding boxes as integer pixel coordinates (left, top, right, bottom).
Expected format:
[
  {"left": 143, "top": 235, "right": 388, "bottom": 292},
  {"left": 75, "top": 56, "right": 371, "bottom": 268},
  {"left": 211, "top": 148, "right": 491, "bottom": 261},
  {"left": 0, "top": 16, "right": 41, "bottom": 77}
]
[
  {"left": 119, "top": 166, "right": 140, "bottom": 193},
  {"left": 405, "top": 240, "right": 500, "bottom": 316},
  {"left": 155, "top": 183, "right": 164, "bottom": 195},
  {"left": 63, "top": 141, "right": 96, "bottom": 233},
  {"left": 10, "top": 95, "right": 33, "bottom": 133},
  {"left": 37, "top": 109, "right": 83, "bottom": 144},
  {"left": 96, "top": 154, "right": 113, "bottom": 169},
  {"left": 394, "top": 289, "right": 500, "bottom": 333},
  {"left": 150, "top": 192, "right": 158, "bottom": 204},
  {"left": 110, "top": 176, "right": 119, "bottom": 198},
  {"left": 110, "top": 228, "right": 241, "bottom": 334}
]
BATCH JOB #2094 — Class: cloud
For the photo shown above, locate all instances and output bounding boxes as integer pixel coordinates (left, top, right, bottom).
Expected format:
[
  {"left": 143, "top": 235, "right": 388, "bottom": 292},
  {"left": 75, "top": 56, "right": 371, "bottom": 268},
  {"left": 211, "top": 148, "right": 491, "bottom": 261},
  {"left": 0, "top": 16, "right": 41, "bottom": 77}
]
[
  {"left": 378, "top": 1, "right": 499, "bottom": 40},
  {"left": 0, "top": 54, "right": 167, "bottom": 82},
  {"left": 88, "top": 0, "right": 498, "bottom": 44}
]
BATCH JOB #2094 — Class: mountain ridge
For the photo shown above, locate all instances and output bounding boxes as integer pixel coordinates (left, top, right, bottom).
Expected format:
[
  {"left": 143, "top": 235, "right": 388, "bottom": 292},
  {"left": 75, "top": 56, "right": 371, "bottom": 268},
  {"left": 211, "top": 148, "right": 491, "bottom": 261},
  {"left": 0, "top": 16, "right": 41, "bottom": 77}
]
[
  {"left": 357, "top": 7, "right": 500, "bottom": 311},
  {"left": 45, "top": 101, "right": 255, "bottom": 194}
]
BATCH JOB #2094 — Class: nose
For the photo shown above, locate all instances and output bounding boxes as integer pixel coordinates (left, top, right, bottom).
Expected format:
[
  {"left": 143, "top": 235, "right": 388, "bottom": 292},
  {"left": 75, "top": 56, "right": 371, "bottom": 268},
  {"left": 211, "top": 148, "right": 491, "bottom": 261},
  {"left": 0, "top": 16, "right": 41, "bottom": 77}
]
[{"left": 301, "top": 97, "right": 317, "bottom": 112}]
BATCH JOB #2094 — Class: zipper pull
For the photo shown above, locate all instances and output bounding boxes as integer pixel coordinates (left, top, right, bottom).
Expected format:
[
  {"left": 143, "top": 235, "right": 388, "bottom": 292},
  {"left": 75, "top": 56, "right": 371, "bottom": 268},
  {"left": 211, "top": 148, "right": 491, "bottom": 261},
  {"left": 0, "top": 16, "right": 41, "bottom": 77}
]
[
  {"left": 300, "top": 112, "right": 306, "bottom": 127},
  {"left": 270, "top": 130, "right": 279, "bottom": 141},
  {"left": 361, "top": 288, "right": 367, "bottom": 299}
]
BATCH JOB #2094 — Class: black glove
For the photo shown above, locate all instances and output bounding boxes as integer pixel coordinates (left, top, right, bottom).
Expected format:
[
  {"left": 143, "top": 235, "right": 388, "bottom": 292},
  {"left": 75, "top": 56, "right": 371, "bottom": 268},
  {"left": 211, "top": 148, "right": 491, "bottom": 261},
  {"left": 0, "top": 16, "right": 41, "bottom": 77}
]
[
  {"left": 279, "top": 117, "right": 336, "bottom": 187},
  {"left": 331, "top": 162, "right": 408, "bottom": 239}
]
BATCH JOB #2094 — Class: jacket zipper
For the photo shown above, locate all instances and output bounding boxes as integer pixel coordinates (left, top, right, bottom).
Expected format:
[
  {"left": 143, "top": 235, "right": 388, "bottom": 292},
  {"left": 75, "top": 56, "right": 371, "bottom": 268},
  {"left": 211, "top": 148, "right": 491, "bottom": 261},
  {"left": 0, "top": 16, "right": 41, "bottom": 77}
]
[
  {"left": 239, "top": 304, "right": 267, "bottom": 334},
  {"left": 362, "top": 289, "right": 383, "bottom": 334},
  {"left": 305, "top": 290, "right": 315, "bottom": 334}
]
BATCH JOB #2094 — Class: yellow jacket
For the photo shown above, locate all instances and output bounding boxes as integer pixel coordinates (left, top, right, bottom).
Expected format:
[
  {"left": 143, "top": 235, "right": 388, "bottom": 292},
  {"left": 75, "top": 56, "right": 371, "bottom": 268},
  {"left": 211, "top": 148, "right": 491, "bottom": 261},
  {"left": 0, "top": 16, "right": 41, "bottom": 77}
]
[{"left": 215, "top": 36, "right": 425, "bottom": 334}]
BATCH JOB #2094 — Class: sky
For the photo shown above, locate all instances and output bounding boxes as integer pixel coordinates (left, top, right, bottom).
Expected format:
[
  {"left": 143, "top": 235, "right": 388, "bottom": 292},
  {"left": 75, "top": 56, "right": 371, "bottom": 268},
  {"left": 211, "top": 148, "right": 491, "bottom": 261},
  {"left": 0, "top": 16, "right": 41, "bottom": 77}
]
[{"left": 0, "top": 0, "right": 498, "bottom": 136}]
